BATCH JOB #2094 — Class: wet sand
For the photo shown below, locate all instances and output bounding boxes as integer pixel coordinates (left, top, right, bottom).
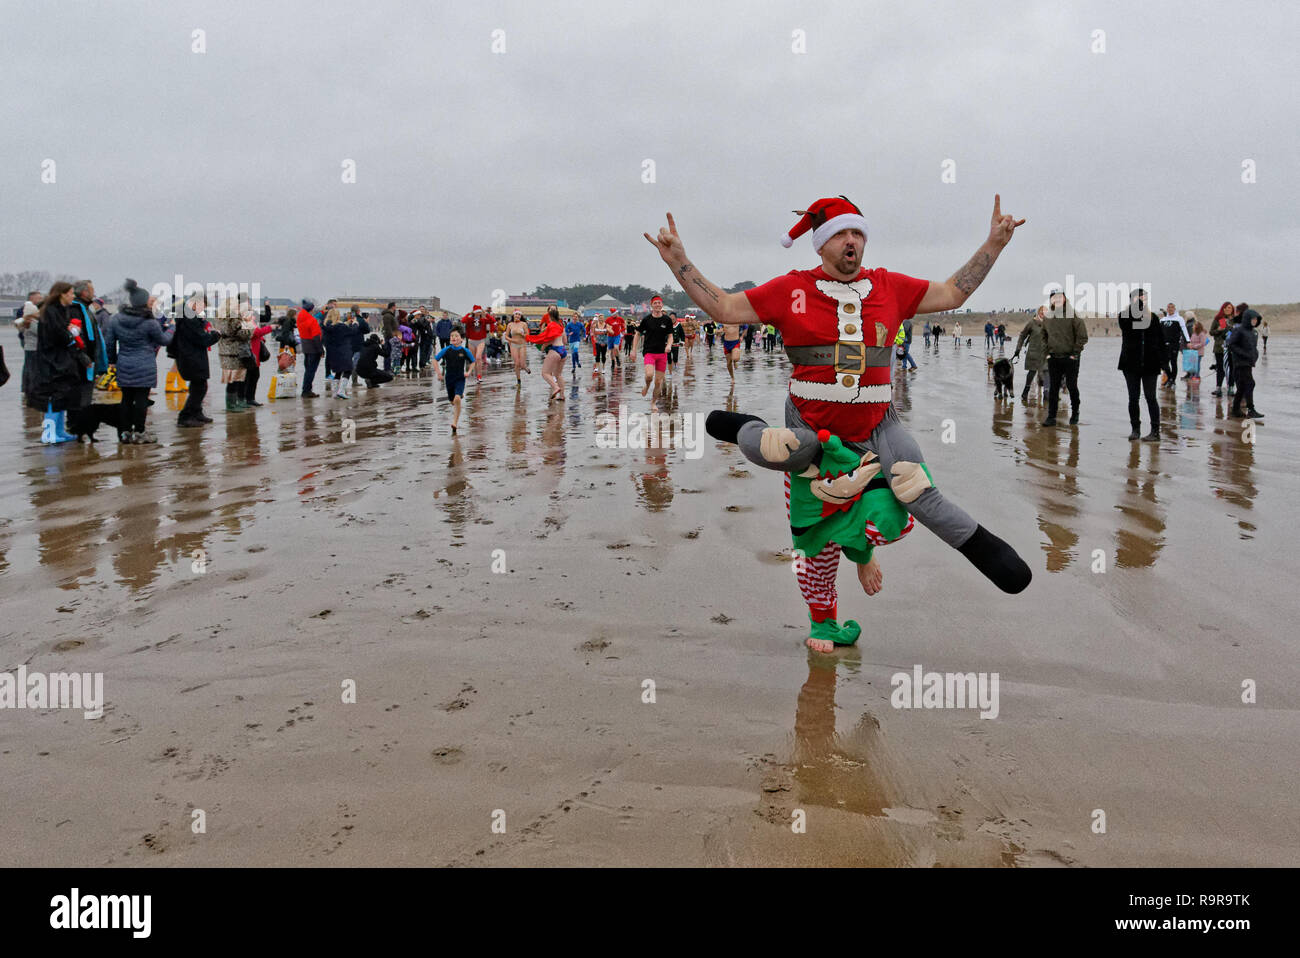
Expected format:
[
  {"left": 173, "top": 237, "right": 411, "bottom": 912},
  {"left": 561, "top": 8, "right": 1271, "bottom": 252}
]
[{"left": 1, "top": 339, "right": 1297, "bottom": 867}]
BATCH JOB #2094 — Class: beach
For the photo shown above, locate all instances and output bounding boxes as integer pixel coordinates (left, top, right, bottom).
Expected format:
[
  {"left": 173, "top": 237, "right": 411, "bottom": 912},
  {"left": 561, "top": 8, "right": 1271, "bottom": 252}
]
[{"left": 1, "top": 338, "right": 1297, "bottom": 867}]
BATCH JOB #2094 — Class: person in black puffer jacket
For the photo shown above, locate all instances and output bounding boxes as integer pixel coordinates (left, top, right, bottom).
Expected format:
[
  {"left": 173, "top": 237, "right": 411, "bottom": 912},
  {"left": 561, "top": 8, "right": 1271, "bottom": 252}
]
[
  {"left": 173, "top": 293, "right": 221, "bottom": 426},
  {"left": 1228, "top": 310, "right": 1262, "bottom": 419},
  {"left": 1116, "top": 289, "right": 1164, "bottom": 441}
]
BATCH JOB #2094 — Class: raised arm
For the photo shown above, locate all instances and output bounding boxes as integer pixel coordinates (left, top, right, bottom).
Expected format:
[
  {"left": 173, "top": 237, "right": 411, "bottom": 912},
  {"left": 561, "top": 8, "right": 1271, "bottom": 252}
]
[
  {"left": 644, "top": 213, "right": 758, "bottom": 327},
  {"left": 916, "top": 194, "right": 1025, "bottom": 314}
]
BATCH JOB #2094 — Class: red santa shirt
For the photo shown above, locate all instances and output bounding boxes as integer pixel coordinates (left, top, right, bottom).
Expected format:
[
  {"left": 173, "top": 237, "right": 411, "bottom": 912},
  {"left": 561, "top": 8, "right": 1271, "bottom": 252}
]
[
  {"left": 606, "top": 315, "right": 626, "bottom": 337},
  {"left": 744, "top": 266, "right": 929, "bottom": 441},
  {"left": 463, "top": 313, "right": 493, "bottom": 341}
]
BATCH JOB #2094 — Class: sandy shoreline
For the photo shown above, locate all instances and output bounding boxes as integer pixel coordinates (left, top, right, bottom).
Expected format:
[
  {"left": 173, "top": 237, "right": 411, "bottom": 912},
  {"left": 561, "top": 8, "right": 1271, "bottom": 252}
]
[{"left": 2, "top": 339, "right": 1298, "bottom": 866}]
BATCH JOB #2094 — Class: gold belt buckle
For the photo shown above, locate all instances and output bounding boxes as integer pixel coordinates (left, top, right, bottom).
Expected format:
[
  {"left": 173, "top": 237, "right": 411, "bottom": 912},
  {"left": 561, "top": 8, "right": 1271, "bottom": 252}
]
[{"left": 833, "top": 340, "right": 867, "bottom": 377}]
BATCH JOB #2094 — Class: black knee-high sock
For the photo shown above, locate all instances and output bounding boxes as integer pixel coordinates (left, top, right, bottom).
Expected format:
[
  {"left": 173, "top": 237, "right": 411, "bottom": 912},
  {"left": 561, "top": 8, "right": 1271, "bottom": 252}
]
[{"left": 957, "top": 525, "right": 1032, "bottom": 594}]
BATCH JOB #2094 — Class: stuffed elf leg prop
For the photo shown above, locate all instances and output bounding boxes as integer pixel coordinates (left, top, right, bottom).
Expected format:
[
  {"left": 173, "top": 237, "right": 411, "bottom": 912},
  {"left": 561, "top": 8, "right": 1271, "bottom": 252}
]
[{"left": 707, "top": 410, "right": 917, "bottom": 648}]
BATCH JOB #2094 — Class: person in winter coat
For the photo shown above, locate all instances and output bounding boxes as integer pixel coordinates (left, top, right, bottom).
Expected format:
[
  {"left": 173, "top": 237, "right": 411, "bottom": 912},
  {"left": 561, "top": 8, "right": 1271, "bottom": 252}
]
[
  {"left": 68, "top": 280, "right": 108, "bottom": 405},
  {"left": 218, "top": 296, "right": 254, "bottom": 411},
  {"left": 1042, "top": 289, "right": 1088, "bottom": 426},
  {"left": 105, "top": 279, "right": 173, "bottom": 443},
  {"left": 296, "top": 299, "right": 323, "bottom": 397},
  {"left": 1208, "top": 302, "right": 1234, "bottom": 396},
  {"left": 355, "top": 332, "right": 393, "bottom": 388},
  {"left": 173, "top": 293, "right": 221, "bottom": 427},
  {"left": 1012, "top": 306, "right": 1049, "bottom": 401},
  {"left": 243, "top": 313, "right": 274, "bottom": 407},
  {"left": 435, "top": 313, "right": 453, "bottom": 350},
  {"left": 27, "top": 281, "right": 84, "bottom": 442},
  {"left": 345, "top": 310, "right": 369, "bottom": 387},
  {"left": 1228, "top": 310, "right": 1263, "bottom": 419},
  {"left": 1116, "top": 288, "right": 1164, "bottom": 441},
  {"left": 321, "top": 308, "right": 355, "bottom": 398},
  {"left": 1158, "top": 303, "right": 1188, "bottom": 387}
]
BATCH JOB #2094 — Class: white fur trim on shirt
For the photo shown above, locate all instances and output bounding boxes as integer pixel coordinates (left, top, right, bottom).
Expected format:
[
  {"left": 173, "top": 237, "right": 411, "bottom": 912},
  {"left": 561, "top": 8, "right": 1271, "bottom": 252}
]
[{"left": 789, "top": 379, "right": 891, "bottom": 404}]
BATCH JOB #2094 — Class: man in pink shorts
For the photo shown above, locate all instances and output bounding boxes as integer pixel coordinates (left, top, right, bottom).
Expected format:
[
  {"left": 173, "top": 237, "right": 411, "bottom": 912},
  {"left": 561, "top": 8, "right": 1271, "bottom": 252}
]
[{"left": 634, "top": 294, "right": 675, "bottom": 397}]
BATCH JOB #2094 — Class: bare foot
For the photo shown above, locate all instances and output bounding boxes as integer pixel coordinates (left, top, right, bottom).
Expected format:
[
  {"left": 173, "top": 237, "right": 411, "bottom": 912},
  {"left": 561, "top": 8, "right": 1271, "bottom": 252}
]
[
  {"left": 805, "top": 636, "right": 834, "bottom": 654},
  {"left": 641, "top": 381, "right": 651, "bottom": 396},
  {"left": 857, "top": 556, "right": 883, "bottom": 595}
]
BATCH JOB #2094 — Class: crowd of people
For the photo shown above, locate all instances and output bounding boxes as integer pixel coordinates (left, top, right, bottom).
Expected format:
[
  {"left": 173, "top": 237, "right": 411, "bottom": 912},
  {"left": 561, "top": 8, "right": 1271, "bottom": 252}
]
[{"left": 6, "top": 275, "right": 1272, "bottom": 447}]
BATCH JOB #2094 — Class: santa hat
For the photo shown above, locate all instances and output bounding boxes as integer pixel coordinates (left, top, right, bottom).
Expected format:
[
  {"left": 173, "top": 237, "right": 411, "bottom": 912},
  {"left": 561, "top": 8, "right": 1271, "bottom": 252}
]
[{"left": 782, "top": 196, "right": 868, "bottom": 251}]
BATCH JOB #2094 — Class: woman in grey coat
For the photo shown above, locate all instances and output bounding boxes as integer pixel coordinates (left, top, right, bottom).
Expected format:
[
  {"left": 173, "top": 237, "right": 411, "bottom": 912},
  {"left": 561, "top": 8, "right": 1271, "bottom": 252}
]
[
  {"left": 105, "top": 279, "right": 172, "bottom": 443},
  {"left": 1012, "top": 306, "right": 1049, "bottom": 402}
]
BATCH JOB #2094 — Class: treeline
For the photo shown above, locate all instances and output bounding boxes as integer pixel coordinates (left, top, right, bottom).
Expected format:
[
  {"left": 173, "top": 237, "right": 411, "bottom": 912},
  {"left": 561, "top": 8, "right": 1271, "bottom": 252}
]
[
  {"left": 0, "top": 270, "right": 80, "bottom": 296},
  {"left": 525, "top": 280, "right": 756, "bottom": 312}
]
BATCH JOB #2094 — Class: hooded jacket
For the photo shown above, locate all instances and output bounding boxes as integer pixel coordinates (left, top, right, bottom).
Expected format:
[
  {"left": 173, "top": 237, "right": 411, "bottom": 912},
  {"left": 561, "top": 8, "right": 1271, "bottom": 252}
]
[
  {"left": 1227, "top": 312, "right": 1260, "bottom": 368},
  {"left": 296, "top": 308, "right": 323, "bottom": 356},
  {"left": 105, "top": 305, "right": 172, "bottom": 388},
  {"left": 1013, "top": 319, "right": 1048, "bottom": 371}
]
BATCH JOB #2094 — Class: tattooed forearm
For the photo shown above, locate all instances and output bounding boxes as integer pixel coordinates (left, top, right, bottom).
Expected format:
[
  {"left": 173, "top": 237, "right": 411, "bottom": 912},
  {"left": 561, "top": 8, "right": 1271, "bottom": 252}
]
[
  {"left": 691, "top": 277, "right": 720, "bottom": 303},
  {"left": 951, "top": 246, "right": 1000, "bottom": 296},
  {"left": 678, "top": 262, "right": 694, "bottom": 277}
]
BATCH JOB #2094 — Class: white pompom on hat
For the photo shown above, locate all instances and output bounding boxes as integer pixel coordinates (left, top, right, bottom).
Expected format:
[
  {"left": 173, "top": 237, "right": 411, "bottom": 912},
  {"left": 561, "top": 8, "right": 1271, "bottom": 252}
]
[{"left": 782, "top": 196, "right": 868, "bottom": 252}]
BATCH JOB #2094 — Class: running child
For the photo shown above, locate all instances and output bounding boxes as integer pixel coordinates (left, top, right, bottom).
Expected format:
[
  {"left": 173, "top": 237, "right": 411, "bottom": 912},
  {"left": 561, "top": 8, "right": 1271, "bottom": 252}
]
[{"left": 434, "top": 330, "right": 476, "bottom": 433}]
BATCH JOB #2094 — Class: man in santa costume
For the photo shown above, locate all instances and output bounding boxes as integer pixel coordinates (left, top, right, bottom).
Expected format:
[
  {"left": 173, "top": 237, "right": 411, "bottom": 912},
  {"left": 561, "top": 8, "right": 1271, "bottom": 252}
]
[{"left": 647, "top": 195, "right": 1031, "bottom": 633}]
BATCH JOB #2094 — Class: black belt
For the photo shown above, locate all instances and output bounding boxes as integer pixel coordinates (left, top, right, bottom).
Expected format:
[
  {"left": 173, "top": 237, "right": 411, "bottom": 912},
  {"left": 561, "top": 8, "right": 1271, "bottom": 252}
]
[{"left": 785, "top": 342, "right": 894, "bottom": 375}]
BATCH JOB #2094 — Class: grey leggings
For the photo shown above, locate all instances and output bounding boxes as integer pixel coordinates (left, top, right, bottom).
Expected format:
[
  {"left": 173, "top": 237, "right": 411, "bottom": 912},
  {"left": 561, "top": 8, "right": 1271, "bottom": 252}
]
[{"left": 734, "top": 397, "right": 978, "bottom": 549}]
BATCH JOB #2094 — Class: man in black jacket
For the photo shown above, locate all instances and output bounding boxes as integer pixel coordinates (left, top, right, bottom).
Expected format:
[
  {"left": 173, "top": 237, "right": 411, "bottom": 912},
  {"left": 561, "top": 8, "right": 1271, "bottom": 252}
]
[{"left": 1116, "top": 289, "right": 1163, "bottom": 440}]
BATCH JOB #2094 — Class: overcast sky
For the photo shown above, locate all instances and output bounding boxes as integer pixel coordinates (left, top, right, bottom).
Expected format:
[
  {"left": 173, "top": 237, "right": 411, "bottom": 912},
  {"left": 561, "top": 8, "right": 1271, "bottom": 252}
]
[{"left": 3, "top": 0, "right": 1296, "bottom": 313}]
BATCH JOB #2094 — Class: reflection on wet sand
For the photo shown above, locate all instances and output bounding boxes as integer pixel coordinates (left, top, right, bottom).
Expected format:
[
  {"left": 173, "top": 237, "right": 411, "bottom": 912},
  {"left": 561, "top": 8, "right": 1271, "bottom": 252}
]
[
  {"left": 1207, "top": 406, "right": 1258, "bottom": 540},
  {"left": 1113, "top": 443, "right": 1166, "bottom": 569},
  {"left": 1023, "top": 425, "right": 1081, "bottom": 572},
  {"left": 789, "top": 652, "right": 890, "bottom": 816}
]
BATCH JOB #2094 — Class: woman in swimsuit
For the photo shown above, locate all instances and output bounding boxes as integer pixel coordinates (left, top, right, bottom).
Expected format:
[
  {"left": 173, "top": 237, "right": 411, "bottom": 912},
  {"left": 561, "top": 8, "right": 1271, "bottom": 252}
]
[
  {"left": 527, "top": 307, "right": 567, "bottom": 401},
  {"left": 506, "top": 311, "right": 531, "bottom": 384},
  {"left": 590, "top": 314, "right": 609, "bottom": 374}
]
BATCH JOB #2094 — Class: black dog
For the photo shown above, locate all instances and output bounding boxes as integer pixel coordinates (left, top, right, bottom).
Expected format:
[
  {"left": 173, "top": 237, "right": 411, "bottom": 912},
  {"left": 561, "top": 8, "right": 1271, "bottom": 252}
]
[
  {"left": 66, "top": 402, "right": 128, "bottom": 442},
  {"left": 992, "top": 358, "right": 1014, "bottom": 399}
]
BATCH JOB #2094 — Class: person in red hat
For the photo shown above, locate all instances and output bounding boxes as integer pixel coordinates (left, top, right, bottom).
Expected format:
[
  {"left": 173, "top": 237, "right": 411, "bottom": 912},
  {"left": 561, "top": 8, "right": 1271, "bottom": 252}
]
[
  {"left": 462, "top": 306, "right": 493, "bottom": 382},
  {"left": 647, "top": 194, "right": 1032, "bottom": 609}
]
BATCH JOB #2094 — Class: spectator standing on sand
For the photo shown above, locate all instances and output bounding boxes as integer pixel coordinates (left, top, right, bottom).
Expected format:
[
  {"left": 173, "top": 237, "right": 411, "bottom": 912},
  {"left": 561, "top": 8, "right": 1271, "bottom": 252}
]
[
  {"left": 1116, "top": 288, "right": 1162, "bottom": 441},
  {"left": 14, "top": 290, "right": 43, "bottom": 397},
  {"left": 296, "top": 299, "right": 323, "bottom": 397},
  {"left": 1013, "top": 306, "right": 1048, "bottom": 402},
  {"left": 174, "top": 293, "right": 221, "bottom": 427},
  {"left": 105, "top": 280, "right": 172, "bottom": 443},
  {"left": 1159, "top": 303, "right": 1188, "bottom": 387},
  {"left": 1185, "top": 315, "right": 1206, "bottom": 382},
  {"left": 435, "top": 312, "right": 453, "bottom": 350},
  {"left": 1228, "top": 309, "right": 1263, "bottom": 420},
  {"left": 1042, "top": 289, "right": 1088, "bottom": 427},
  {"left": 1208, "top": 302, "right": 1234, "bottom": 396},
  {"left": 984, "top": 320, "right": 994, "bottom": 349},
  {"left": 953, "top": 320, "right": 962, "bottom": 346}
]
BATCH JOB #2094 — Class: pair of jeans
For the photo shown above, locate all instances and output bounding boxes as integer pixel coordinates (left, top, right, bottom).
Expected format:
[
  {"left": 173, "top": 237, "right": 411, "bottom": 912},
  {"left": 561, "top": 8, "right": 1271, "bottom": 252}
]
[
  {"left": 1046, "top": 356, "right": 1080, "bottom": 420},
  {"left": 119, "top": 385, "right": 150, "bottom": 433},
  {"left": 1214, "top": 352, "right": 1226, "bottom": 390},
  {"left": 1123, "top": 369, "right": 1159, "bottom": 432},
  {"left": 180, "top": 377, "right": 208, "bottom": 421},
  {"left": 301, "top": 352, "right": 321, "bottom": 394},
  {"left": 903, "top": 344, "right": 916, "bottom": 369}
]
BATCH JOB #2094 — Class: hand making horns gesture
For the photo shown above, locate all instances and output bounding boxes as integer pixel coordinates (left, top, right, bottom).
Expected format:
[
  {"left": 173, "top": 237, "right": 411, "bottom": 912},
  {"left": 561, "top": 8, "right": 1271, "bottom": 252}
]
[
  {"left": 644, "top": 212, "right": 686, "bottom": 266},
  {"left": 988, "top": 194, "right": 1026, "bottom": 248}
]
